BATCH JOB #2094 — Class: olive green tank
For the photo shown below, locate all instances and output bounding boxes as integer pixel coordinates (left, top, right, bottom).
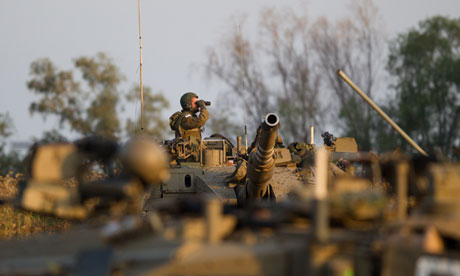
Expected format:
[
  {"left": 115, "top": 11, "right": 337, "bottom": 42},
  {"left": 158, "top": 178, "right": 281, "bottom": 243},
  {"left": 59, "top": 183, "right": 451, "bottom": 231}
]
[{"left": 144, "top": 112, "right": 302, "bottom": 210}]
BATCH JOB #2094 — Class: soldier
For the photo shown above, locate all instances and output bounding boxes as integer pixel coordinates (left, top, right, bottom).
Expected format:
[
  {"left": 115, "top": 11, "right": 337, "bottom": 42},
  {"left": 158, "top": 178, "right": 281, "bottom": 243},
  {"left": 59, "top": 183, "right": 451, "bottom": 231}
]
[{"left": 169, "top": 92, "right": 209, "bottom": 142}]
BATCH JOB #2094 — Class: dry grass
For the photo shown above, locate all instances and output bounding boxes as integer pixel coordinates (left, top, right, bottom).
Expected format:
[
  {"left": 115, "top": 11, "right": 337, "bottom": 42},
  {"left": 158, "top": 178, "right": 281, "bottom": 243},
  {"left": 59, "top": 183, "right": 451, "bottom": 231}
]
[{"left": 0, "top": 172, "right": 71, "bottom": 239}]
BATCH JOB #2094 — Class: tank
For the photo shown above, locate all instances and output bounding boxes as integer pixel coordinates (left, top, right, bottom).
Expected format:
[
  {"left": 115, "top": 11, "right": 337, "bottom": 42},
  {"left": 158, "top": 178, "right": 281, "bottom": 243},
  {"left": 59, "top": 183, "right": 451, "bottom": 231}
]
[{"left": 144, "top": 112, "right": 303, "bottom": 209}]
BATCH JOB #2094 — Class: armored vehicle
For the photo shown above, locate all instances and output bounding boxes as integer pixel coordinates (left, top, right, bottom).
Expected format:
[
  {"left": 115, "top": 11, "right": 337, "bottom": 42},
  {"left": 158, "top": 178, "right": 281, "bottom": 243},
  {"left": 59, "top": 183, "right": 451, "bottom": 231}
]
[
  {"left": 146, "top": 112, "right": 359, "bottom": 210},
  {"left": 2, "top": 134, "right": 460, "bottom": 275},
  {"left": 145, "top": 113, "right": 304, "bottom": 208}
]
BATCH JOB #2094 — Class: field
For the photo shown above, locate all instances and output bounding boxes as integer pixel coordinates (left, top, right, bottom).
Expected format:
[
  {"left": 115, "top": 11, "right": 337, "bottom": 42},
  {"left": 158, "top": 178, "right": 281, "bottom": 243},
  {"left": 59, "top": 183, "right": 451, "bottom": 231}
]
[{"left": 0, "top": 172, "right": 71, "bottom": 239}]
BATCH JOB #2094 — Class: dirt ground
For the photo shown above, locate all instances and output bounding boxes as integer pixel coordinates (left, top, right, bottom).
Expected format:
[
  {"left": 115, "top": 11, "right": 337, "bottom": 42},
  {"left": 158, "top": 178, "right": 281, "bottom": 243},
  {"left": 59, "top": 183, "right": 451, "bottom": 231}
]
[{"left": 269, "top": 167, "right": 305, "bottom": 199}]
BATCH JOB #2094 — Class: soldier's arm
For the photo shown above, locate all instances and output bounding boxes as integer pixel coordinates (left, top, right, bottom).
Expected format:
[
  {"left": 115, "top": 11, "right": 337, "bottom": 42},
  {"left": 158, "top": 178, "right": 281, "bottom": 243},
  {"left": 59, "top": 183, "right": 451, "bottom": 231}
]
[{"left": 181, "top": 108, "right": 209, "bottom": 129}]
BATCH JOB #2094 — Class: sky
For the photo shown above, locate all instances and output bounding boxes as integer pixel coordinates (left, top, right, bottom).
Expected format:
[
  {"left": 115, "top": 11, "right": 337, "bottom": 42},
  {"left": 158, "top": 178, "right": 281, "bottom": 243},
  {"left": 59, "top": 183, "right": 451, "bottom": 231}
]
[{"left": 1, "top": 0, "right": 459, "bottom": 146}]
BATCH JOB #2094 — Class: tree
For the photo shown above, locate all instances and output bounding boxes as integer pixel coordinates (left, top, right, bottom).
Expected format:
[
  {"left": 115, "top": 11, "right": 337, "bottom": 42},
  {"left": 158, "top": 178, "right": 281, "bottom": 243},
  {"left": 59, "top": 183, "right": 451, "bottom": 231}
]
[
  {"left": 259, "top": 8, "right": 323, "bottom": 142},
  {"left": 77, "top": 54, "right": 122, "bottom": 137},
  {"left": 125, "top": 85, "right": 169, "bottom": 139},
  {"left": 0, "top": 113, "right": 21, "bottom": 175},
  {"left": 205, "top": 1, "right": 386, "bottom": 145},
  {"left": 0, "top": 113, "right": 14, "bottom": 139},
  {"left": 310, "top": 0, "right": 386, "bottom": 150},
  {"left": 27, "top": 53, "right": 122, "bottom": 138},
  {"left": 386, "top": 16, "right": 460, "bottom": 155},
  {"left": 32, "top": 129, "right": 68, "bottom": 143},
  {"left": 205, "top": 93, "right": 243, "bottom": 142},
  {"left": 206, "top": 9, "right": 324, "bottom": 143},
  {"left": 27, "top": 53, "right": 169, "bottom": 140},
  {"left": 206, "top": 17, "right": 273, "bottom": 131}
]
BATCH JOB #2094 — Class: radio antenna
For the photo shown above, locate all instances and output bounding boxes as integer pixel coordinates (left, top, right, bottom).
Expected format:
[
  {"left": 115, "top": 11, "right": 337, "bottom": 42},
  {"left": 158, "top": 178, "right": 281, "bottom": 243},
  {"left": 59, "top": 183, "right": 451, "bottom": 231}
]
[
  {"left": 238, "top": 24, "right": 249, "bottom": 153},
  {"left": 138, "top": 0, "right": 144, "bottom": 131}
]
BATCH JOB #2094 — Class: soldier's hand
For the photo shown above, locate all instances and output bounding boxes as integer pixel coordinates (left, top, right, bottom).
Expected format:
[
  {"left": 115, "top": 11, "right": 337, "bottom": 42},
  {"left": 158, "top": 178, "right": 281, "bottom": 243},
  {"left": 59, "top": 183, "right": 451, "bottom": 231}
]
[{"left": 196, "top": 100, "right": 206, "bottom": 108}]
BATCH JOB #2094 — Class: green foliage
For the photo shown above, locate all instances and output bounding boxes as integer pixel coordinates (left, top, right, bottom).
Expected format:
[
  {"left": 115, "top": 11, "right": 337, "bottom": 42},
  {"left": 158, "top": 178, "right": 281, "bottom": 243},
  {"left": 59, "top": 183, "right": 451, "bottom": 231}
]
[
  {"left": 386, "top": 16, "right": 460, "bottom": 155},
  {"left": 0, "top": 113, "right": 21, "bottom": 175},
  {"left": 337, "top": 96, "right": 384, "bottom": 151},
  {"left": 27, "top": 53, "right": 123, "bottom": 138},
  {"left": 32, "top": 129, "right": 68, "bottom": 143},
  {"left": 125, "top": 85, "right": 169, "bottom": 139},
  {"left": 27, "top": 58, "right": 85, "bottom": 132},
  {"left": 27, "top": 53, "right": 170, "bottom": 140},
  {"left": 76, "top": 54, "right": 123, "bottom": 137},
  {"left": 0, "top": 113, "right": 14, "bottom": 139},
  {"left": 0, "top": 146, "right": 22, "bottom": 175}
]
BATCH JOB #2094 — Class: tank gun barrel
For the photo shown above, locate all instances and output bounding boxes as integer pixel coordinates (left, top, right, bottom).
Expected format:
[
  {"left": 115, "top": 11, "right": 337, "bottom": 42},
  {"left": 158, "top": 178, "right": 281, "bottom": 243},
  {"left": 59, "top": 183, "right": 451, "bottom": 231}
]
[
  {"left": 239, "top": 113, "right": 280, "bottom": 202},
  {"left": 337, "top": 70, "right": 428, "bottom": 156}
]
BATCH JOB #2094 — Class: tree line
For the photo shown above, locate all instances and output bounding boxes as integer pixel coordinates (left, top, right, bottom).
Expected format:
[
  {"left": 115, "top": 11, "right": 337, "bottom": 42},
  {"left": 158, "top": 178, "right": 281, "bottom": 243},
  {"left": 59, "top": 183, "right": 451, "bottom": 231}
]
[
  {"left": 1, "top": 0, "right": 460, "bottom": 174},
  {"left": 0, "top": 53, "right": 169, "bottom": 174},
  {"left": 205, "top": 0, "right": 460, "bottom": 157},
  {"left": 26, "top": 52, "right": 169, "bottom": 140}
]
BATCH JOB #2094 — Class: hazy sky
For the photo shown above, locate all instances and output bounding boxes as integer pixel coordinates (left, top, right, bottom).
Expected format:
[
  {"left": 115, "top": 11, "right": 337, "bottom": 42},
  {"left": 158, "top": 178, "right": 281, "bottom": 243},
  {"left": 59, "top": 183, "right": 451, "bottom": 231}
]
[{"left": 1, "top": 0, "right": 459, "bottom": 143}]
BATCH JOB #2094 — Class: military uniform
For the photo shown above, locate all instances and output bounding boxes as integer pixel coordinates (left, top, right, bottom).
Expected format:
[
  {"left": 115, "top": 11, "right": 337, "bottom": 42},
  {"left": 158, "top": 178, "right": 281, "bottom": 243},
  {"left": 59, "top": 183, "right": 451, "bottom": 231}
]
[
  {"left": 168, "top": 92, "right": 209, "bottom": 162},
  {"left": 170, "top": 108, "right": 209, "bottom": 141}
]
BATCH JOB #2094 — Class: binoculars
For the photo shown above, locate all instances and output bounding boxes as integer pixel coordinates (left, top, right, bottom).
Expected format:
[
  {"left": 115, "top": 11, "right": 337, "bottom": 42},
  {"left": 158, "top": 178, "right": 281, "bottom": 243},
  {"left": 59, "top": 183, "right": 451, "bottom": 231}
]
[{"left": 198, "top": 100, "right": 211, "bottom": 106}]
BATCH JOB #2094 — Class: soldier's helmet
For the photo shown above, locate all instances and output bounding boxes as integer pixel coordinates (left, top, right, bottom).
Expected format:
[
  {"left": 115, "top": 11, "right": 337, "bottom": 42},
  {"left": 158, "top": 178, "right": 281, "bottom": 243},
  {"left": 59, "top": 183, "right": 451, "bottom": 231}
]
[{"left": 180, "top": 92, "right": 198, "bottom": 110}]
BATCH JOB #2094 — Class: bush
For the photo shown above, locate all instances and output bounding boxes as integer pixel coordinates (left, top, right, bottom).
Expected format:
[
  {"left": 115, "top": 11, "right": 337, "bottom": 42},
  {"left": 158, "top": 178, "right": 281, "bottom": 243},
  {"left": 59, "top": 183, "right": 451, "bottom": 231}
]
[
  {"left": 0, "top": 146, "right": 22, "bottom": 176},
  {"left": 0, "top": 172, "right": 71, "bottom": 239}
]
